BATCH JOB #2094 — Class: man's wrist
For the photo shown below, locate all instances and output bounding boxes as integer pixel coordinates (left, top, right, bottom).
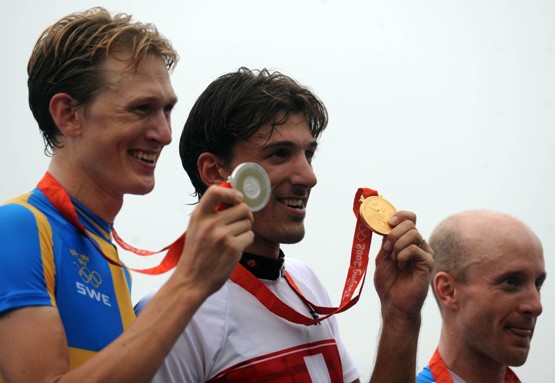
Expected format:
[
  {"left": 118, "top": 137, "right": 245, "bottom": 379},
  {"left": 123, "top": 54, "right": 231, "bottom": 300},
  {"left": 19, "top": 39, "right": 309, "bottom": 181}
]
[{"left": 381, "top": 305, "right": 422, "bottom": 334}]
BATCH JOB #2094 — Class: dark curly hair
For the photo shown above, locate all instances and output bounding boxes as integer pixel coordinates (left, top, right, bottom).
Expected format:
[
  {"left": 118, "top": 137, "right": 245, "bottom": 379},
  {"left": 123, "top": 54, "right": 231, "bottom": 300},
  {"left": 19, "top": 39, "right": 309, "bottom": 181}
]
[{"left": 180, "top": 67, "right": 328, "bottom": 198}]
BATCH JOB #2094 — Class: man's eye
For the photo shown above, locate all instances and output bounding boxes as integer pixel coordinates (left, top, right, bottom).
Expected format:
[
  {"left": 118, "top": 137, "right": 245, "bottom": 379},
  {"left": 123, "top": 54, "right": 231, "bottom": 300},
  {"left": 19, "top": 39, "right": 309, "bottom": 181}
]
[
  {"left": 272, "top": 149, "right": 289, "bottom": 158},
  {"left": 164, "top": 104, "right": 174, "bottom": 118},
  {"left": 135, "top": 104, "right": 151, "bottom": 113},
  {"left": 535, "top": 277, "right": 545, "bottom": 291},
  {"left": 504, "top": 276, "right": 518, "bottom": 287}
]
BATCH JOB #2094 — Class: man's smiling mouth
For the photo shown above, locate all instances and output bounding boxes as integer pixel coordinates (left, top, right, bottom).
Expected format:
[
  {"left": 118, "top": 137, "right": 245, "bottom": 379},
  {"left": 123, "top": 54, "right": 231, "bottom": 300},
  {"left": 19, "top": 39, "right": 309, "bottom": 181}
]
[
  {"left": 129, "top": 150, "right": 156, "bottom": 164},
  {"left": 282, "top": 199, "right": 303, "bottom": 208}
]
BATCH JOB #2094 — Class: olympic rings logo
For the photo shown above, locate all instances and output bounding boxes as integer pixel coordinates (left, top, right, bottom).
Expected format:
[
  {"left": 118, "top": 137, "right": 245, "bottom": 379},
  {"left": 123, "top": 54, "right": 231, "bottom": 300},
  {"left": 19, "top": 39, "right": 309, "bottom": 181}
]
[
  {"left": 70, "top": 248, "right": 103, "bottom": 288},
  {"left": 78, "top": 267, "right": 103, "bottom": 288},
  {"left": 355, "top": 221, "right": 372, "bottom": 242}
]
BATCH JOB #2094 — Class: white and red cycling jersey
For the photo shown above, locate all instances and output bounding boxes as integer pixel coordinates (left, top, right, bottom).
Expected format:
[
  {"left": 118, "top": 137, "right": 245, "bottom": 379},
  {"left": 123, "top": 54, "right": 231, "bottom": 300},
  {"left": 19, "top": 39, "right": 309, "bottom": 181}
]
[{"left": 136, "top": 254, "right": 360, "bottom": 383}]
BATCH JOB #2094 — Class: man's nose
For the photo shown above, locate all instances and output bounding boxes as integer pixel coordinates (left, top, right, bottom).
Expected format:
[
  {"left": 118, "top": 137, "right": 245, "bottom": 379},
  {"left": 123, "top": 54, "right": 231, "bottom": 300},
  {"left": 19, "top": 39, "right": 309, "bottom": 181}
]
[
  {"left": 146, "top": 111, "right": 172, "bottom": 146},
  {"left": 290, "top": 155, "right": 317, "bottom": 188}
]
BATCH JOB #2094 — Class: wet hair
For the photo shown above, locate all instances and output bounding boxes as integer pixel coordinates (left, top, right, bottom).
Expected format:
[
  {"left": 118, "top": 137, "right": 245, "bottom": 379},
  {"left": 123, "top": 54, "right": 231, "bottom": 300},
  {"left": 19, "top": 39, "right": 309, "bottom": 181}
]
[
  {"left": 180, "top": 67, "right": 328, "bottom": 198},
  {"left": 27, "top": 7, "right": 178, "bottom": 153}
]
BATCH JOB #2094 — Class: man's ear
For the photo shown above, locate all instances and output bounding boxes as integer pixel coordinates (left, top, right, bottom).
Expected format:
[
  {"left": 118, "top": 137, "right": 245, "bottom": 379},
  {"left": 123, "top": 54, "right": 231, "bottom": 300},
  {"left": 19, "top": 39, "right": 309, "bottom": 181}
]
[
  {"left": 49, "top": 93, "right": 82, "bottom": 137},
  {"left": 433, "top": 272, "right": 459, "bottom": 310},
  {"left": 197, "top": 152, "right": 229, "bottom": 186}
]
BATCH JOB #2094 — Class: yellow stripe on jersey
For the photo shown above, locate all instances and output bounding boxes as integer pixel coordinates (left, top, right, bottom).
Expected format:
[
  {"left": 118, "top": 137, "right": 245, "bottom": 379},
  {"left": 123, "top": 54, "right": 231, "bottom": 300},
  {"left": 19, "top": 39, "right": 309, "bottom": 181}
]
[
  {"left": 7, "top": 194, "right": 57, "bottom": 307},
  {"left": 89, "top": 231, "right": 136, "bottom": 329}
]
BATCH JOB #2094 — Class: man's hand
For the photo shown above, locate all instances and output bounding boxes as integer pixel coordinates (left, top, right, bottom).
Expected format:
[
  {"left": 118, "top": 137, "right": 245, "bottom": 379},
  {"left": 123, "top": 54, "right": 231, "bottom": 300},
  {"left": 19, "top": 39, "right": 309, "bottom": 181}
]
[
  {"left": 369, "top": 210, "right": 434, "bottom": 383},
  {"left": 175, "top": 184, "right": 254, "bottom": 298},
  {"left": 373, "top": 210, "right": 434, "bottom": 320}
]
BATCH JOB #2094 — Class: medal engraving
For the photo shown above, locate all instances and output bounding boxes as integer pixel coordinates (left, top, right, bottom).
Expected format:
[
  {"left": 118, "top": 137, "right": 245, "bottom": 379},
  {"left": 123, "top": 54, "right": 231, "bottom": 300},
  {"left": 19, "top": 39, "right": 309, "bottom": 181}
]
[
  {"left": 359, "top": 196, "right": 397, "bottom": 235},
  {"left": 229, "top": 162, "right": 271, "bottom": 212}
]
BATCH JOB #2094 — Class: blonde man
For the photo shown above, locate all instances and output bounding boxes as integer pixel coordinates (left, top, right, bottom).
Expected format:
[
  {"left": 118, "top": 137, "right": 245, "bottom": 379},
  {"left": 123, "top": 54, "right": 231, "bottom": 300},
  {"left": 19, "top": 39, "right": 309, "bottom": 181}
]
[{"left": 0, "top": 8, "right": 253, "bottom": 382}]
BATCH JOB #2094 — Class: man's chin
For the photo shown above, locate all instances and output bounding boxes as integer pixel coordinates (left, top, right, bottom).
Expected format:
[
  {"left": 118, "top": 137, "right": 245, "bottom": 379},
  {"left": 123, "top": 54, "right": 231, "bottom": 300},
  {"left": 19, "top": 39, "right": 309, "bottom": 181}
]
[
  {"left": 505, "top": 348, "right": 531, "bottom": 367},
  {"left": 129, "top": 180, "right": 156, "bottom": 195},
  {"left": 279, "top": 231, "right": 305, "bottom": 245}
]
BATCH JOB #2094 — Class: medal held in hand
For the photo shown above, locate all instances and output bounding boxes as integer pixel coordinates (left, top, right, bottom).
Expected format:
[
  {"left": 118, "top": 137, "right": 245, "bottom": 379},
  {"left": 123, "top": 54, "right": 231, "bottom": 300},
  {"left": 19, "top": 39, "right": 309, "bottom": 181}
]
[
  {"left": 359, "top": 195, "right": 397, "bottom": 235},
  {"left": 227, "top": 162, "right": 270, "bottom": 212},
  {"left": 218, "top": 162, "right": 271, "bottom": 212}
]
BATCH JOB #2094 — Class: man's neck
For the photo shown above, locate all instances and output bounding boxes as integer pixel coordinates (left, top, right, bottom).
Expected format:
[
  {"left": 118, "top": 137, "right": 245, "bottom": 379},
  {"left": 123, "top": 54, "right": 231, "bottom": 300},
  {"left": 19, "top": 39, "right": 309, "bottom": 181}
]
[
  {"left": 244, "top": 240, "right": 281, "bottom": 260},
  {"left": 438, "top": 332, "right": 509, "bottom": 383},
  {"left": 239, "top": 251, "right": 284, "bottom": 280},
  {"left": 48, "top": 161, "right": 122, "bottom": 223}
]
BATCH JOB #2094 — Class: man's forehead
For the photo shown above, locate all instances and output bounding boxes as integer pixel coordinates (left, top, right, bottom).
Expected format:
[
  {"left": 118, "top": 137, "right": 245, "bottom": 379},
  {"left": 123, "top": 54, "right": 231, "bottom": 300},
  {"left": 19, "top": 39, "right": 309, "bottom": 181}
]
[
  {"left": 97, "top": 54, "right": 176, "bottom": 98},
  {"left": 250, "top": 117, "right": 315, "bottom": 142},
  {"left": 466, "top": 244, "right": 545, "bottom": 278}
]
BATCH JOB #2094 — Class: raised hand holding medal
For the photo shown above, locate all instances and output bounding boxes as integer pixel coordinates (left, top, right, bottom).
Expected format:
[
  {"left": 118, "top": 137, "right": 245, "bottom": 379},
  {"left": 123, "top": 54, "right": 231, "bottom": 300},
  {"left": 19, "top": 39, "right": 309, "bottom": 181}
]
[
  {"left": 358, "top": 192, "right": 429, "bottom": 255},
  {"left": 362, "top": 188, "right": 434, "bottom": 330},
  {"left": 63, "top": 162, "right": 271, "bottom": 275},
  {"left": 359, "top": 193, "right": 428, "bottom": 251}
]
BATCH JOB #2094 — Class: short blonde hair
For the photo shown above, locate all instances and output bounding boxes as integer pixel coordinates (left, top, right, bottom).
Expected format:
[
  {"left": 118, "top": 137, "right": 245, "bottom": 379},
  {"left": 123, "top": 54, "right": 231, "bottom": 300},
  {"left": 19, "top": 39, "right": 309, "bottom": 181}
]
[{"left": 27, "top": 7, "right": 178, "bottom": 153}]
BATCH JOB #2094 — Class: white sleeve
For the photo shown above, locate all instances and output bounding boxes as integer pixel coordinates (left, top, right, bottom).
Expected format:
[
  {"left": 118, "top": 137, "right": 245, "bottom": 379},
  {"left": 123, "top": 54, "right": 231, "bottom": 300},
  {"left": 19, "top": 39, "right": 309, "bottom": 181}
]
[{"left": 137, "top": 285, "right": 230, "bottom": 383}]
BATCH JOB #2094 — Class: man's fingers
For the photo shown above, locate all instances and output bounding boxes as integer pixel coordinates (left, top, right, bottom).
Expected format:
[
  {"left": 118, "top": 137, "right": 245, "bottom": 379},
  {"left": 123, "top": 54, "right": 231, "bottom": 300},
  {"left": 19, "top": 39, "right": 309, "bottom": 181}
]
[
  {"left": 199, "top": 185, "right": 244, "bottom": 214},
  {"left": 225, "top": 217, "right": 254, "bottom": 238},
  {"left": 388, "top": 210, "right": 417, "bottom": 227}
]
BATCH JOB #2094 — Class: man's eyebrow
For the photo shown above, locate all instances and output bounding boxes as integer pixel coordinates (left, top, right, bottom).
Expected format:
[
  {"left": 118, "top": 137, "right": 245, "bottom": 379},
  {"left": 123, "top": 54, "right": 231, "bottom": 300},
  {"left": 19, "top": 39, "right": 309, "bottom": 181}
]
[
  {"left": 495, "top": 269, "right": 548, "bottom": 281},
  {"left": 259, "top": 139, "right": 319, "bottom": 150},
  {"left": 129, "top": 94, "right": 178, "bottom": 105}
]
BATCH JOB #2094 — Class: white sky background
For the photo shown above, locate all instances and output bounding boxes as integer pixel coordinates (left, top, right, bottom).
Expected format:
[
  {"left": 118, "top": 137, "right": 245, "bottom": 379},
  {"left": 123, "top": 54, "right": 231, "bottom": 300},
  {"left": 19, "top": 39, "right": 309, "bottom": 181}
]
[{"left": 1, "top": 0, "right": 554, "bottom": 380}]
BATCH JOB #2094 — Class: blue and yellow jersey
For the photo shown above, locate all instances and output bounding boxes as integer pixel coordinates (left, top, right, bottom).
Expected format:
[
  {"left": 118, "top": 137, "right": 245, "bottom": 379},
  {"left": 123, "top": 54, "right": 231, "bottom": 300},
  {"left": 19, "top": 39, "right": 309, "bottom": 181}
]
[{"left": 0, "top": 188, "right": 135, "bottom": 368}]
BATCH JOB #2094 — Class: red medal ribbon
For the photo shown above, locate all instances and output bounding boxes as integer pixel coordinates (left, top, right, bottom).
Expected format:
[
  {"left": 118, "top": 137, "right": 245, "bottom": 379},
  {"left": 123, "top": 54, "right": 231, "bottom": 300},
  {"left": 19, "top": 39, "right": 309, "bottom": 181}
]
[
  {"left": 36, "top": 172, "right": 182, "bottom": 275},
  {"left": 428, "top": 347, "right": 521, "bottom": 383},
  {"left": 38, "top": 171, "right": 378, "bottom": 323},
  {"left": 229, "top": 187, "right": 378, "bottom": 325}
]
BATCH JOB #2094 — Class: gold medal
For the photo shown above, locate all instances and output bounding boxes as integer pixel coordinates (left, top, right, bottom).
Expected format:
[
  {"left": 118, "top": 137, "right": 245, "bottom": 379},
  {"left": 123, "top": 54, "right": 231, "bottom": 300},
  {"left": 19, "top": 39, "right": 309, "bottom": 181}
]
[{"left": 359, "top": 195, "right": 397, "bottom": 235}]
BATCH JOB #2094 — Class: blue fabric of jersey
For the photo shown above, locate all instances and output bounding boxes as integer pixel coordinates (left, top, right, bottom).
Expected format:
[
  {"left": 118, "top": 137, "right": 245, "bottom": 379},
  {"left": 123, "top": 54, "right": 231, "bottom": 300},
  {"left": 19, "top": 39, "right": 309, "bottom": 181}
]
[
  {"left": 416, "top": 365, "right": 436, "bottom": 382},
  {"left": 0, "top": 187, "right": 134, "bottom": 361}
]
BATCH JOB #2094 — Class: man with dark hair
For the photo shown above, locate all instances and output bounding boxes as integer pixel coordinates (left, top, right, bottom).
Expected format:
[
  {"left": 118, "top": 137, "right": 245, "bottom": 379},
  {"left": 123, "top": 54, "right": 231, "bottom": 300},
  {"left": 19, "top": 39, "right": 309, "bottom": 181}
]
[
  {"left": 417, "top": 210, "right": 546, "bottom": 383},
  {"left": 138, "top": 67, "right": 434, "bottom": 382},
  {"left": 0, "top": 8, "right": 253, "bottom": 382}
]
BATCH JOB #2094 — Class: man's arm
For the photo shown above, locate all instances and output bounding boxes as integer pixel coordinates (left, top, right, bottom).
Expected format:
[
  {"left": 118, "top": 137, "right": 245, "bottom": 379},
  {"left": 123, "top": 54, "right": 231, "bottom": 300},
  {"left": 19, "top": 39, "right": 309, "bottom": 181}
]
[
  {"left": 368, "top": 211, "right": 434, "bottom": 383},
  {"left": 369, "top": 311, "right": 422, "bottom": 382},
  {"left": 0, "top": 185, "right": 253, "bottom": 383}
]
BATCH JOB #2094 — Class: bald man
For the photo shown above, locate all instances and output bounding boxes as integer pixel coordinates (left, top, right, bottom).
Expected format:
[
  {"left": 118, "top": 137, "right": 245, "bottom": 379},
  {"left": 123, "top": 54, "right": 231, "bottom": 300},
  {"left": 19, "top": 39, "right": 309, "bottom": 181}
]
[{"left": 416, "top": 210, "right": 546, "bottom": 383}]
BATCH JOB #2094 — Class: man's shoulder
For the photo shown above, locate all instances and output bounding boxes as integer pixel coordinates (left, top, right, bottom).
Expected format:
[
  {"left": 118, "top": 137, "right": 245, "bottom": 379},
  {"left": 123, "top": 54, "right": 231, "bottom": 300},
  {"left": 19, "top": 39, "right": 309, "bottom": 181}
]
[
  {"left": 1, "top": 192, "right": 38, "bottom": 217},
  {"left": 1, "top": 189, "right": 56, "bottom": 224},
  {"left": 0, "top": 191, "right": 52, "bottom": 241}
]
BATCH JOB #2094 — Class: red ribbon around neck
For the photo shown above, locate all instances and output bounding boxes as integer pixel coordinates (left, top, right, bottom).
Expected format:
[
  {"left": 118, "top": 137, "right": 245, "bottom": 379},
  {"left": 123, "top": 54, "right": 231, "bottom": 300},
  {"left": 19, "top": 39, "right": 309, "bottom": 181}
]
[
  {"left": 428, "top": 348, "right": 521, "bottom": 383},
  {"left": 229, "top": 187, "right": 377, "bottom": 325},
  {"left": 37, "top": 172, "right": 377, "bottom": 324},
  {"left": 37, "top": 172, "right": 183, "bottom": 275}
]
